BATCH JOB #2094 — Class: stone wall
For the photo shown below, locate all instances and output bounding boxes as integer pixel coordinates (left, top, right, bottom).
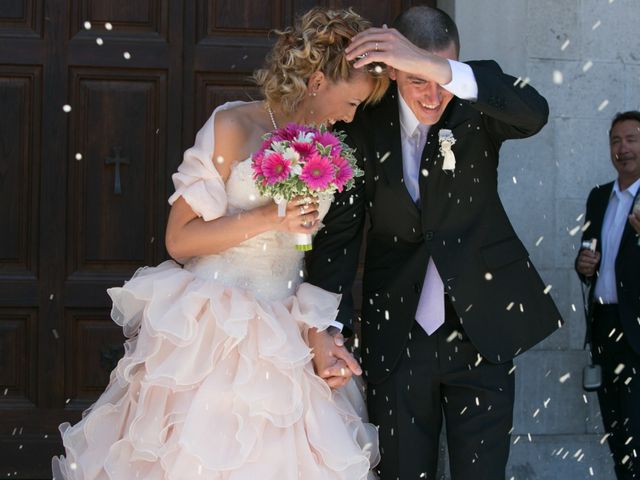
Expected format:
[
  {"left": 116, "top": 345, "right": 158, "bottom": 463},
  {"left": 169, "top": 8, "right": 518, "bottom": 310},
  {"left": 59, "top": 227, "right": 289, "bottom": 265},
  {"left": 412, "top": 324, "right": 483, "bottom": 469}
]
[{"left": 434, "top": 0, "right": 640, "bottom": 478}]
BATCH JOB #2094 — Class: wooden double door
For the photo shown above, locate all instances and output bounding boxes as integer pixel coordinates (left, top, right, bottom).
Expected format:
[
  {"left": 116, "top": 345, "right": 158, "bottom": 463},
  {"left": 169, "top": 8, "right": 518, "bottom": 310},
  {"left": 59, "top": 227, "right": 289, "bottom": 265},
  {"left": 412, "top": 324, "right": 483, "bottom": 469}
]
[{"left": 0, "top": 0, "right": 434, "bottom": 477}]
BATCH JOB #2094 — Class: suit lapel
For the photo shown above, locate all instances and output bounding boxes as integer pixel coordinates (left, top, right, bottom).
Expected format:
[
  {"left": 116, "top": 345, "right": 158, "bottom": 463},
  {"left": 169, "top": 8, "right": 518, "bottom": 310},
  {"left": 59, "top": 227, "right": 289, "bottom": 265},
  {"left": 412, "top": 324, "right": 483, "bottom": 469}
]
[
  {"left": 618, "top": 187, "right": 640, "bottom": 251},
  {"left": 419, "top": 101, "right": 458, "bottom": 225},
  {"left": 591, "top": 184, "right": 612, "bottom": 252},
  {"left": 373, "top": 86, "right": 420, "bottom": 212}
]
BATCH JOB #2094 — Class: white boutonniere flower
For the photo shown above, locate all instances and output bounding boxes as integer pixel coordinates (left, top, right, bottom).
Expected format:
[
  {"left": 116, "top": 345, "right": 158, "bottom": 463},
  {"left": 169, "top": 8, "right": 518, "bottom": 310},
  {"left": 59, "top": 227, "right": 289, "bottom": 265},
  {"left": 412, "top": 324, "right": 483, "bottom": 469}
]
[{"left": 438, "top": 129, "right": 456, "bottom": 171}]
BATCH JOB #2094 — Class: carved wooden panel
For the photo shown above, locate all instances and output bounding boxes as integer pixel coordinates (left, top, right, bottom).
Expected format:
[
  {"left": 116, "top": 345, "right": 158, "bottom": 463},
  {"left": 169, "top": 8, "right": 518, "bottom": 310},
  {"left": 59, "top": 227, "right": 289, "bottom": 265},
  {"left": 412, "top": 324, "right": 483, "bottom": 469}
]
[
  {"left": 0, "top": 66, "right": 41, "bottom": 276},
  {"left": 291, "top": 0, "right": 435, "bottom": 29},
  {"left": 70, "top": 0, "right": 168, "bottom": 39},
  {"left": 64, "top": 310, "right": 125, "bottom": 405},
  {"left": 0, "top": 0, "right": 42, "bottom": 37},
  {"left": 197, "top": 0, "right": 286, "bottom": 40},
  {"left": 194, "top": 72, "right": 262, "bottom": 131},
  {"left": 0, "top": 311, "right": 37, "bottom": 405},
  {"left": 66, "top": 68, "right": 167, "bottom": 276}
]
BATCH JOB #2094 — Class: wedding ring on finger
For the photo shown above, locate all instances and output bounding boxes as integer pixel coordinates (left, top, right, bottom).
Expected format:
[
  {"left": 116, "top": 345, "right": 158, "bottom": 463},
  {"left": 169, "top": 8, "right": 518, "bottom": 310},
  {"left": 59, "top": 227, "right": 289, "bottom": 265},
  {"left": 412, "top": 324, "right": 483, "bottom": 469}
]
[{"left": 375, "top": 42, "right": 379, "bottom": 52}]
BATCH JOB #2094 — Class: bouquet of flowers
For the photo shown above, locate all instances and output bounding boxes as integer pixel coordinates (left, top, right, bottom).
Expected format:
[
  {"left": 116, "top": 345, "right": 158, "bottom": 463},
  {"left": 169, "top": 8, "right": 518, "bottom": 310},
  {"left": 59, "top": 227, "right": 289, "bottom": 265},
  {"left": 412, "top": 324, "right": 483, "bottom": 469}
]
[{"left": 251, "top": 123, "right": 362, "bottom": 251}]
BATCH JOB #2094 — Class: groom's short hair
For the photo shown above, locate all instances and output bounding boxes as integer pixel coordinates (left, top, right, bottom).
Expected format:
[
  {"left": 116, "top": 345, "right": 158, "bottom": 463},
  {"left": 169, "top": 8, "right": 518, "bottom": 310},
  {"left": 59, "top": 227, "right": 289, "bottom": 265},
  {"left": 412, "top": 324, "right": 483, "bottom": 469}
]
[{"left": 392, "top": 6, "right": 460, "bottom": 57}]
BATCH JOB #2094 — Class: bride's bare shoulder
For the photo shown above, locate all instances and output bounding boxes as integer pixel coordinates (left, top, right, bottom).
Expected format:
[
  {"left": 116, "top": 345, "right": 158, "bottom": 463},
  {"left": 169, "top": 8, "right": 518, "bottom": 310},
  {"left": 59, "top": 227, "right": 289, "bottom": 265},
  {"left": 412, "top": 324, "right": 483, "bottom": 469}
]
[
  {"left": 214, "top": 102, "right": 266, "bottom": 144},
  {"left": 212, "top": 102, "right": 264, "bottom": 177}
]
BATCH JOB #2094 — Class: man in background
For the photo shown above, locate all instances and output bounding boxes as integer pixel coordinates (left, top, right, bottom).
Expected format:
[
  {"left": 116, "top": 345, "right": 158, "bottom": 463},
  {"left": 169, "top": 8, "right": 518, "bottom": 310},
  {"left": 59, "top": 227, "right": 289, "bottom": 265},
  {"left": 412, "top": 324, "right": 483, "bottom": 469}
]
[{"left": 576, "top": 111, "right": 640, "bottom": 479}]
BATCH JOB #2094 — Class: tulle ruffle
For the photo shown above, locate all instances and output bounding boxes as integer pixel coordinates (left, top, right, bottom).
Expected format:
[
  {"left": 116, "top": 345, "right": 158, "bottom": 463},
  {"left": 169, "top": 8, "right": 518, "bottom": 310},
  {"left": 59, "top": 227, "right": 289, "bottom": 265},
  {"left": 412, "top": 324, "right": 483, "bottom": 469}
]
[{"left": 52, "top": 261, "right": 379, "bottom": 479}]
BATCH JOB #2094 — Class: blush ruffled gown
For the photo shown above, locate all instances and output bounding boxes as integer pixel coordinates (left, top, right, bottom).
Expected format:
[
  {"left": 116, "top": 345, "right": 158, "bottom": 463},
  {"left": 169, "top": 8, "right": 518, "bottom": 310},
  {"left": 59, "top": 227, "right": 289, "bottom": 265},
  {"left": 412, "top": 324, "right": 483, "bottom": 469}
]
[{"left": 52, "top": 102, "right": 379, "bottom": 480}]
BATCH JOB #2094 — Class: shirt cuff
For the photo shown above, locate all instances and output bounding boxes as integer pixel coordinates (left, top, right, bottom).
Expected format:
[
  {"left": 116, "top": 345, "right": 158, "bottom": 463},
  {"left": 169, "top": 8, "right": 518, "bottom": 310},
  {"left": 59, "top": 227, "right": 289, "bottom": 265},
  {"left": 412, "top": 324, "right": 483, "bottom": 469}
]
[
  {"left": 329, "top": 320, "right": 344, "bottom": 332},
  {"left": 442, "top": 59, "right": 478, "bottom": 101}
]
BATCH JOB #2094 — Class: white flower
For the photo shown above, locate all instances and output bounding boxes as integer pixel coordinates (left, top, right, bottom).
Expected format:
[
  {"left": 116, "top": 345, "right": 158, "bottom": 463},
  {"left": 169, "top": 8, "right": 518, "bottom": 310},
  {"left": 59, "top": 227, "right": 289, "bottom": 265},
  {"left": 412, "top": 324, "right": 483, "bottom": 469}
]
[
  {"left": 283, "top": 146, "right": 300, "bottom": 163},
  {"left": 438, "top": 129, "right": 456, "bottom": 171},
  {"left": 272, "top": 141, "right": 288, "bottom": 153}
]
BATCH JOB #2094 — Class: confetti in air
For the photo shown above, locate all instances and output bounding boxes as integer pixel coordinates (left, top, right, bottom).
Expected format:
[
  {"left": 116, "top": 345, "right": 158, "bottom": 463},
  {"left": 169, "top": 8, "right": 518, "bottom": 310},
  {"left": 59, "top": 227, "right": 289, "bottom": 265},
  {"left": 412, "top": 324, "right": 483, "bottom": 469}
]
[
  {"left": 592, "top": 20, "right": 601, "bottom": 30},
  {"left": 582, "top": 60, "right": 593, "bottom": 72},
  {"left": 123, "top": 52, "right": 131, "bottom": 60},
  {"left": 96, "top": 37, "right": 104, "bottom": 46},
  {"left": 535, "top": 236, "right": 544, "bottom": 246},
  {"left": 561, "top": 39, "right": 571, "bottom": 51},
  {"left": 597, "top": 99, "right": 609, "bottom": 111},
  {"left": 552, "top": 70, "right": 563, "bottom": 85},
  {"left": 62, "top": 104, "right": 72, "bottom": 113},
  {"left": 83, "top": 21, "right": 91, "bottom": 30},
  {"left": 75, "top": 153, "right": 82, "bottom": 160},
  {"left": 105, "top": 22, "right": 113, "bottom": 30},
  {"left": 559, "top": 372, "right": 571, "bottom": 383}
]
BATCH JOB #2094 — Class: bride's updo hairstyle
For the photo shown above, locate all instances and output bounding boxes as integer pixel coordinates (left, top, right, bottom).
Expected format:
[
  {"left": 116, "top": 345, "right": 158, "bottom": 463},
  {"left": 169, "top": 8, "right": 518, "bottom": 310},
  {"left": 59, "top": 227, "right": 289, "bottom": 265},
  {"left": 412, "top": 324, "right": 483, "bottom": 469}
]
[{"left": 254, "top": 8, "right": 389, "bottom": 114}]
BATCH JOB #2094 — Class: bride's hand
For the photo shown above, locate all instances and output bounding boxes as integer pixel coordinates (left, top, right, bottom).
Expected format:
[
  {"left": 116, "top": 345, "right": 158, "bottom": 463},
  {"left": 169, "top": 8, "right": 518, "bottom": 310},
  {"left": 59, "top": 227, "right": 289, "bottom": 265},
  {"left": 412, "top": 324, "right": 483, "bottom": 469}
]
[
  {"left": 308, "top": 328, "right": 362, "bottom": 389},
  {"left": 264, "top": 196, "right": 321, "bottom": 234}
]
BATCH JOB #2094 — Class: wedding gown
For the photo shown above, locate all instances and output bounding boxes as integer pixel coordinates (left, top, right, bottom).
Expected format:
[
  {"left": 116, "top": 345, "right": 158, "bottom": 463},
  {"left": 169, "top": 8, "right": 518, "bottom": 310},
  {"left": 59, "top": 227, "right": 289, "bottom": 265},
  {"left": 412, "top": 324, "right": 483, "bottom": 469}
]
[{"left": 52, "top": 101, "right": 379, "bottom": 479}]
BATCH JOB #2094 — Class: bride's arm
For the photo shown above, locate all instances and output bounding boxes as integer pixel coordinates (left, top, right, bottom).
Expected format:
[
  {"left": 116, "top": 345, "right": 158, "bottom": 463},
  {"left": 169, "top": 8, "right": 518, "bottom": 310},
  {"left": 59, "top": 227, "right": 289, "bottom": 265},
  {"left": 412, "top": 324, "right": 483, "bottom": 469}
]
[{"left": 165, "top": 109, "right": 317, "bottom": 259}]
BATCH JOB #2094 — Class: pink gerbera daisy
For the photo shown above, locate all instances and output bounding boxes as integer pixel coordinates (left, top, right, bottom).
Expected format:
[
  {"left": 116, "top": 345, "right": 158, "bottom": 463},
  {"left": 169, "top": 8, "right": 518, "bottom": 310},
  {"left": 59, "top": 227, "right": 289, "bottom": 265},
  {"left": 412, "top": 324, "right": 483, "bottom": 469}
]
[
  {"left": 300, "top": 153, "right": 335, "bottom": 190},
  {"left": 251, "top": 150, "right": 265, "bottom": 179},
  {"left": 333, "top": 157, "right": 353, "bottom": 192},
  {"left": 314, "top": 131, "right": 342, "bottom": 156},
  {"left": 291, "top": 140, "right": 315, "bottom": 158},
  {"left": 261, "top": 152, "right": 291, "bottom": 185}
]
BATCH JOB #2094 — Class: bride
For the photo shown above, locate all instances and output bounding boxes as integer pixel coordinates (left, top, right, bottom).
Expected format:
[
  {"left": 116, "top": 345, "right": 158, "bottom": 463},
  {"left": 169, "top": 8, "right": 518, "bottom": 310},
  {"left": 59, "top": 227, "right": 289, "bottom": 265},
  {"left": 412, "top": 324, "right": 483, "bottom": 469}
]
[{"left": 52, "top": 7, "right": 388, "bottom": 480}]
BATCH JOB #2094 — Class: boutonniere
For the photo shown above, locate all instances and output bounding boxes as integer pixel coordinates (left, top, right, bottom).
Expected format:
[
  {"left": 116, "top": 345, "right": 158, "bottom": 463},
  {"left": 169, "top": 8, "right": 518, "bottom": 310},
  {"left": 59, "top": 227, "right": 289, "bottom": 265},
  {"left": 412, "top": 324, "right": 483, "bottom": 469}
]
[{"left": 438, "top": 129, "right": 456, "bottom": 171}]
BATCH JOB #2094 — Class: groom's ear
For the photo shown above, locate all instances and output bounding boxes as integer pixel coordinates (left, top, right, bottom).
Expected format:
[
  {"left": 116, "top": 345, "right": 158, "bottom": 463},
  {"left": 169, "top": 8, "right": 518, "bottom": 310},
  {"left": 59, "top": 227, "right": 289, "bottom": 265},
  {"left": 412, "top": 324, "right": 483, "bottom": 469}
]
[{"left": 387, "top": 66, "right": 398, "bottom": 81}]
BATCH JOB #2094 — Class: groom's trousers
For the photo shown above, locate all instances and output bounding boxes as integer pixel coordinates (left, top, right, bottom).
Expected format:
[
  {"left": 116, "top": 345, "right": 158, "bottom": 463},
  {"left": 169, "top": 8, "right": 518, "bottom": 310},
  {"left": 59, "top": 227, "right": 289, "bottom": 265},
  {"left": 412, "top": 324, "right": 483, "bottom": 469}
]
[{"left": 367, "top": 294, "right": 515, "bottom": 480}]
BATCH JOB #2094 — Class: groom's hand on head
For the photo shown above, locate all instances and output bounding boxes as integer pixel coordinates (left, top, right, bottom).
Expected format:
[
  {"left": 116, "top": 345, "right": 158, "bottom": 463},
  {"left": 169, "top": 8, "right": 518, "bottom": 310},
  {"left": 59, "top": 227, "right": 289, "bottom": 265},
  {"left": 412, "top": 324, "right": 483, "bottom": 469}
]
[{"left": 345, "top": 26, "right": 453, "bottom": 85}]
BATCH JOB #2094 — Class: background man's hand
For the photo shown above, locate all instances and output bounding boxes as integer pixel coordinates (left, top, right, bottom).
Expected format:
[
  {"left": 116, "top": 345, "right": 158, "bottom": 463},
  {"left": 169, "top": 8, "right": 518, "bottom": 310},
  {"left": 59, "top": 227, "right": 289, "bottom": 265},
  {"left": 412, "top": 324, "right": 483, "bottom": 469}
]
[
  {"left": 576, "top": 248, "right": 601, "bottom": 277},
  {"left": 629, "top": 208, "right": 640, "bottom": 234}
]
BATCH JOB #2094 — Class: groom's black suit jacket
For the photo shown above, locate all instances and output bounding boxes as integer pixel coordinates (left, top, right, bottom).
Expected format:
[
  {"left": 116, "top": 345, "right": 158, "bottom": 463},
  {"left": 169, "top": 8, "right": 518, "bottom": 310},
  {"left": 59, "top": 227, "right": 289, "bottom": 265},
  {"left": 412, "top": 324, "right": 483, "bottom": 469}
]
[
  {"left": 307, "top": 60, "right": 562, "bottom": 383},
  {"left": 577, "top": 182, "right": 640, "bottom": 354}
]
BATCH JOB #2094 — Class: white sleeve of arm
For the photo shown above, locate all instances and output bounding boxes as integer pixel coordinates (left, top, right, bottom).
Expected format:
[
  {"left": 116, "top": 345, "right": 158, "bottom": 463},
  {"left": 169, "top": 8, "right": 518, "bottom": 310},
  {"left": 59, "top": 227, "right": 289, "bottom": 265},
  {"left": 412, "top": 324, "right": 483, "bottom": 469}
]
[
  {"left": 441, "top": 59, "right": 478, "bottom": 102},
  {"left": 329, "top": 320, "right": 344, "bottom": 332}
]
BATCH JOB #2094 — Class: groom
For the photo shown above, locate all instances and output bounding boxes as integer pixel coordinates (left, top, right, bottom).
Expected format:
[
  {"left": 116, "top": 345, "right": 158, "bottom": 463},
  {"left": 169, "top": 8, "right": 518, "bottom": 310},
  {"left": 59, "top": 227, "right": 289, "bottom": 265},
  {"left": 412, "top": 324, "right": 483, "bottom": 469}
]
[{"left": 306, "top": 6, "right": 562, "bottom": 479}]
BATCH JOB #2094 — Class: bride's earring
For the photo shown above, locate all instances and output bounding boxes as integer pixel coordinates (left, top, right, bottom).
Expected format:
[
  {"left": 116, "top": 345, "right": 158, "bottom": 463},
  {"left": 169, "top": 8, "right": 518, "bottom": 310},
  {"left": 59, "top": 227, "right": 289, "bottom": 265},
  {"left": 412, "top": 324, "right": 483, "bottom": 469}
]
[{"left": 309, "top": 90, "right": 318, "bottom": 115}]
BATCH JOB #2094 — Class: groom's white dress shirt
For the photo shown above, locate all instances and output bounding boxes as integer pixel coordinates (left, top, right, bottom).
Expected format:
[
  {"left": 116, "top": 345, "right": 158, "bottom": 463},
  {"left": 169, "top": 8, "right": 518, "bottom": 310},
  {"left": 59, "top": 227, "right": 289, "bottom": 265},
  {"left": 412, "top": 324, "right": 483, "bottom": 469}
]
[{"left": 399, "top": 59, "right": 478, "bottom": 335}]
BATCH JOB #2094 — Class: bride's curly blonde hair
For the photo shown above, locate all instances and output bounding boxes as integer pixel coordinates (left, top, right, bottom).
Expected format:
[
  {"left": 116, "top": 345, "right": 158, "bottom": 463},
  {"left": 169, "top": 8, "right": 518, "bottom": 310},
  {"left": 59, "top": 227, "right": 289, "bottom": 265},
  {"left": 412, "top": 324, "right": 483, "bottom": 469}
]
[{"left": 254, "top": 8, "right": 388, "bottom": 114}]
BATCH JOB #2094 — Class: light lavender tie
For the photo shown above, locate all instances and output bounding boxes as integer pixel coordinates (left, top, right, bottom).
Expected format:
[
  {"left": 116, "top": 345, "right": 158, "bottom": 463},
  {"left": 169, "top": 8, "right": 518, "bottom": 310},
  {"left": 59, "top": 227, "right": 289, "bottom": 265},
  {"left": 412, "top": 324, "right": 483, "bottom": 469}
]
[{"left": 415, "top": 255, "right": 445, "bottom": 335}]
